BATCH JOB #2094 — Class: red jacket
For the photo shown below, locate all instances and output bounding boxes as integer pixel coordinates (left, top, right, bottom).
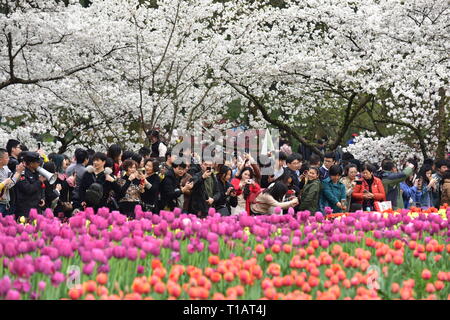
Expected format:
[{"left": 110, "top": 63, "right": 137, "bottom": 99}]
[
  {"left": 231, "top": 178, "right": 261, "bottom": 215},
  {"left": 352, "top": 176, "right": 386, "bottom": 204}
]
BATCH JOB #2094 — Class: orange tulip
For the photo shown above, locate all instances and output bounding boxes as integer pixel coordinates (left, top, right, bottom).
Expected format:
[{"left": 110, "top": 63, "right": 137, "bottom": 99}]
[
  {"left": 224, "top": 271, "right": 235, "bottom": 282},
  {"left": 68, "top": 287, "right": 82, "bottom": 300},
  {"left": 422, "top": 269, "right": 432, "bottom": 280},
  {"left": 391, "top": 283, "right": 400, "bottom": 294},
  {"left": 255, "top": 244, "right": 265, "bottom": 254},
  {"left": 271, "top": 244, "right": 281, "bottom": 254},
  {"left": 96, "top": 273, "right": 108, "bottom": 285},
  {"left": 208, "top": 255, "right": 220, "bottom": 265},
  {"left": 434, "top": 281, "right": 445, "bottom": 291},
  {"left": 154, "top": 282, "right": 166, "bottom": 294}
]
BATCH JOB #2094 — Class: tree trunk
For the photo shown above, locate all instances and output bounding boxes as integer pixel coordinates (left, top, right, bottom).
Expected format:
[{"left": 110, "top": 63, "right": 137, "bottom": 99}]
[
  {"left": 328, "top": 94, "right": 372, "bottom": 151},
  {"left": 435, "top": 87, "right": 449, "bottom": 160}
]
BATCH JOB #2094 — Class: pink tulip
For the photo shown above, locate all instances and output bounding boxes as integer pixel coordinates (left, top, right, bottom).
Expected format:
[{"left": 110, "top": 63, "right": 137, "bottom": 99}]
[
  {"left": 38, "top": 281, "right": 46, "bottom": 292},
  {"left": 137, "top": 265, "right": 145, "bottom": 274},
  {"left": 187, "top": 244, "right": 195, "bottom": 254},
  {"left": 51, "top": 272, "right": 65, "bottom": 287},
  {"left": 82, "top": 261, "right": 96, "bottom": 275},
  {"left": 0, "top": 276, "right": 11, "bottom": 296},
  {"left": 5, "top": 289, "right": 20, "bottom": 300}
]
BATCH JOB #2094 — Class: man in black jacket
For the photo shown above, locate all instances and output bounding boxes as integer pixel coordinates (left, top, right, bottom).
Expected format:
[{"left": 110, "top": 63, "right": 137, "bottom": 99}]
[
  {"left": 160, "top": 161, "right": 192, "bottom": 211},
  {"left": 79, "top": 152, "right": 121, "bottom": 211},
  {"left": 188, "top": 160, "right": 220, "bottom": 218},
  {"left": 286, "top": 153, "right": 303, "bottom": 189},
  {"left": 15, "top": 152, "right": 45, "bottom": 218},
  {"left": 6, "top": 139, "right": 21, "bottom": 173},
  {"left": 5, "top": 139, "right": 22, "bottom": 215}
]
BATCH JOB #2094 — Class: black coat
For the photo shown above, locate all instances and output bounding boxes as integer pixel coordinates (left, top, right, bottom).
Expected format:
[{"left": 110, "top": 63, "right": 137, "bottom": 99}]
[
  {"left": 160, "top": 168, "right": 182, "bottom": 211},
  {"left": 188, "top": 171, "right": 220, "bottom": 216},
  {"left": 214, "top": 179, "right": 238, "bottom": 214},
  {"left": 48, "top": 177, "right": 73, "bottom": 217},
  {"left": 141, "top": 174, "right": 161, "bottom": 210},
  {"left": 286, "top": 167, "right": 301, "bottom": 189},
  {"left": 79, "top": 170, "right": 121, "bottom": 210},
  {"left": 15, "top": 168, "right": 44, "bottom": 217}
]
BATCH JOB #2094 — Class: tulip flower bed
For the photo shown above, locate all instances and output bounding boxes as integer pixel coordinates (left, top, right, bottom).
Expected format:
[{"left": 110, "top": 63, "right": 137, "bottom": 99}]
[{"left": 0, "top": 205, "right": 450, "bottom": 300}]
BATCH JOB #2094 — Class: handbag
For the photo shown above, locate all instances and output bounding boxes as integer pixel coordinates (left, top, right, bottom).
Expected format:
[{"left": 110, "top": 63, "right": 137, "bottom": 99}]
[
  {"left": 216, "top": 206, "right": 231, "bottom": 216},
  {"left": 59, "top": 186, "right": 73, "bottom": 213},
  {"left": 374, "top": 201, "right": 392, "bottom": 212}
]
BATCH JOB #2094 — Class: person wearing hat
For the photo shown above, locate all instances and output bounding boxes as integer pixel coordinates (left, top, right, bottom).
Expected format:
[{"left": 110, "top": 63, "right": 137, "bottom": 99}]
[
  {"left": 14, "top": 152, "right": 46, "bottom": 218},
  {"left": 148, "top": 130, "right": 167, "bottom": 159},
  {"left": 346, "top": 133, "right": 358, "bottom": 146}
]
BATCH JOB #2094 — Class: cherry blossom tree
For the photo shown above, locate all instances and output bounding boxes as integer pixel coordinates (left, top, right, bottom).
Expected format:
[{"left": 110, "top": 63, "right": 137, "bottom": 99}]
[
  {"left": 0, "top": 0, "right": 447, "bottom": 160},
  {"left": 215, "top": 0, "right": 449, "bottom": 158},
  {"left": 344, "top": 131, "right": 421, "bottom": 165},
  {"left": 1, "top": 0, "right": 235, "bottom": 153}
]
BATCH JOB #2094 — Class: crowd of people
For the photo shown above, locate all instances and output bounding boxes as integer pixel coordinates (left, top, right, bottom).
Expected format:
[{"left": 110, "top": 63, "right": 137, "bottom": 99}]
[{"left": 0, "top": 133, "right": 449, "bottom": 221}]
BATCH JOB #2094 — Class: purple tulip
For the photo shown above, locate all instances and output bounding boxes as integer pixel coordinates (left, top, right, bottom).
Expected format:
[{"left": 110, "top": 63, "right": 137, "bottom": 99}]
[
  {"left": 82, "top": 261, "right": 96, "bottom": 275},
  {"left": 29, "top": 209, "right": 39, "bottom": 221},
  {"left": 292, "top": 236, "right": 301, "bottom": 246},
  {"left": 315, "top": 212, "right": 324, "bottom": 223},
  {"left": 126, "top": 247, "right": 138, "bottom": 261},
  {"left": 173, "top": 208, "right": 182, "bottom": 217},
  {"left": 88, "top": 248, "right": 104, "bottom": 264},
  {"left": 50, "top": 272, "right": 65, "bottom": 287},
  {"left": 373, "top": 230, "right": 382, "bottom": 239},
  {"left": 320, "top": 239, "right": 329, "bottom": 249},
  {"left": 170, "top": 251, "right": 180, "bottom": 263},
  {"left": 208, "top": 242, "right": 219, "bottom": 255},
  {"left": 98, "top": 264, "right": 110, "bottom": 273},
  {"left": 208, "top": 207, "right": 216, "bottom": 217}
]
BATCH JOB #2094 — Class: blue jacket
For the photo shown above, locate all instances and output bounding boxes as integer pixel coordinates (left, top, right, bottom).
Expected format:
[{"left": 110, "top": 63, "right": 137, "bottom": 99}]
[
  {"left": 400, "top": 182, "right": 420, "bottom": 208},
  {"left": 416, "top": 183, "right": 435, "bottom": 208},
  {"left": 320, "top": 177, "right": 347, "bottom": 213},
  {"left": 381, "top": 167, "right": 414, "bottom": 209}
]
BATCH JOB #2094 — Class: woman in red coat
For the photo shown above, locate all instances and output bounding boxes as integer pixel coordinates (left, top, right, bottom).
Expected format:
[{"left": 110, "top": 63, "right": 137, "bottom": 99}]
[
  {"left": 231, "top": 167, "right": 261, "bottom": 215},
  {"left": 352, "top": 163, "right": 386, "bottom": 211}
]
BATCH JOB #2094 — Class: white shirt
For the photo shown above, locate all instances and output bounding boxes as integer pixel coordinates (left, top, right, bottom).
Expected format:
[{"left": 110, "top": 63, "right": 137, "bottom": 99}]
[
  {"left": 0, "top": 165, "right": 16, "bottom": 202},
  {"left": 159, "top": 143, "right": 167, "bottom": 158}
]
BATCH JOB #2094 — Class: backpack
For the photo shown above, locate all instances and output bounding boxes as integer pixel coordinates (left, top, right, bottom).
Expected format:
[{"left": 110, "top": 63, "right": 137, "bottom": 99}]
[
  {"left": 85, "top": 174, "right": 104, "bottom": 207},
  {"left": 247, "top": 188, "right": 265, "bottom": 205}
]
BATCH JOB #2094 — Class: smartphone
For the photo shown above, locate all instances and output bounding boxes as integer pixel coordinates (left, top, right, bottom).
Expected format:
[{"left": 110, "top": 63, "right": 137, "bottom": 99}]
[
  {"left": 206, "top": 167, "right": 212, "bottom": 172},
  {"left": 37, "top": 143, "right": 41, "bottom": 149},
  {"left": 356, "top": 180, "right": 363, "bottom": 185},
  {"left": 363, "top": 189, "right": 369, "bottom": 193}
]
